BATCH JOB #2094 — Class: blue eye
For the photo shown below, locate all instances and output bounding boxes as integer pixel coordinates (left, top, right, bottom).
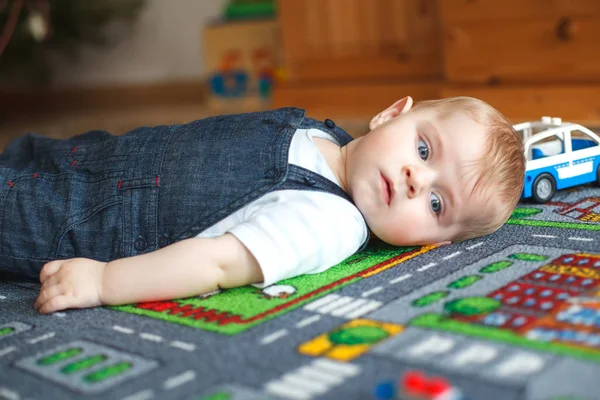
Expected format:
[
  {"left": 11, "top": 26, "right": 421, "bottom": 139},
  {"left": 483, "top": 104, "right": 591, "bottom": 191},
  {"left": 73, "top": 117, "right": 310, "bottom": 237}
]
[
  {"left": 417, "top": 138, "right": 429, "bottom": 160},
  {"left": 430, "top": 193, "right": 442, "bottom": 214}
]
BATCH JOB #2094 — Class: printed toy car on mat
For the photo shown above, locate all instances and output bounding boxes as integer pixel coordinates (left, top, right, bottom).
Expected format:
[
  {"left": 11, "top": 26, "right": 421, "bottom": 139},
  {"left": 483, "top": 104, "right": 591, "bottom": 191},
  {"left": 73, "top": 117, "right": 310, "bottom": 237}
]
[{"left": 515, "top": 116, "right": 600, "bottom": 203}]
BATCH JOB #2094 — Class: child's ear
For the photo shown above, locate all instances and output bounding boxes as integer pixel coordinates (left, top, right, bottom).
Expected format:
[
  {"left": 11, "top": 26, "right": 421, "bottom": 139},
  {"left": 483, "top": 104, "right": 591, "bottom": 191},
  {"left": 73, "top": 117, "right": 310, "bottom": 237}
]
[{"left": 369, "top": 96, "right": 413, "bottom": 130}]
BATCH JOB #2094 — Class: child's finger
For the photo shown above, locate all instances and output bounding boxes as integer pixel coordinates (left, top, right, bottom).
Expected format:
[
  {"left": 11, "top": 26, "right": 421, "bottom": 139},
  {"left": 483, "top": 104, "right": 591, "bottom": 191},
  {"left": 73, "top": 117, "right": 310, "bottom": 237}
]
[
  {"left": 38, "top": 294, "right": 69, "bottom": 314},
  {"left": 41, "top": 274, "right": 59, "bottom": 292},
  {"left": 34, "top": 284, "right": 62, "bottom": 310},
  {"left": 39, "top": 260, "right": 63, "bottom": 283}
]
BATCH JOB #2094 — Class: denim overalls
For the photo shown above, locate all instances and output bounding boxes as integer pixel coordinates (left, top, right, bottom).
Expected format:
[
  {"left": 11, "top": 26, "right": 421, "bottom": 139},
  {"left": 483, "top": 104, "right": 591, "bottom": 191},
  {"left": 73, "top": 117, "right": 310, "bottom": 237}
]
[{"left": 0, "top": 108, "right": 369, "bottom": 281}]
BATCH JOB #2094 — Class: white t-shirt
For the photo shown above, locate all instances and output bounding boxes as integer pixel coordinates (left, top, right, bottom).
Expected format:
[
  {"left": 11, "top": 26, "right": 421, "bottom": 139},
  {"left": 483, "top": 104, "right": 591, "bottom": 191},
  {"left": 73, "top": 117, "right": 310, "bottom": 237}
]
[{"left": 195, "top": 128, "right": 368, "bottom": 287}]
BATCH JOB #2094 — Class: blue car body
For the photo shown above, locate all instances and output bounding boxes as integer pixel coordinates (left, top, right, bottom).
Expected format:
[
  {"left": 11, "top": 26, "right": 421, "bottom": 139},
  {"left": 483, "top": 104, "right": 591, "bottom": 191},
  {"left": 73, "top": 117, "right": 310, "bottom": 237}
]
[{"left": 516, "top": 119, "right": 600, "bottom": 201}]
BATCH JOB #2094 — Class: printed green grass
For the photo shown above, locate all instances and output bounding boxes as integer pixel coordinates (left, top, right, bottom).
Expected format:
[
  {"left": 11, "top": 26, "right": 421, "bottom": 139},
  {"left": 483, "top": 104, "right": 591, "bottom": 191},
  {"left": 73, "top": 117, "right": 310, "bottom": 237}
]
[
  {"left": 112, "top": 243, "right": 418, "bottom": 334},
  {"left": 507, "top": 211, "right": 600, "bottom": 231},
  {"left": 37, "top": 348, "right": 82, "bottom": 366},
  {"left": 412, "top": 291, "right": 449, "bottom": 307},
  {"left": 189, "top": 245, "right": 415, "bottom": 322},
  {"left": 508, "top": 253, "right": 549, "bottom": 262},
  {"left": 447, "top": 275, "right": 482, "bottom": 289},
  {"left": 0, "top": 327, "right": 14, "bottom": 337},
  {"left": 480, "top": 261, "right": 513, "bottom": 273}
]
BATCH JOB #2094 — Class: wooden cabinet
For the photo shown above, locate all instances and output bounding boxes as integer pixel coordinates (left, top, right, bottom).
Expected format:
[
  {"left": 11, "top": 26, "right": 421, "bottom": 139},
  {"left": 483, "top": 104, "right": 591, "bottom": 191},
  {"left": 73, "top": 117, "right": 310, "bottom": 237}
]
[
  {"left": 439, "top": 0, "right": 600, "bottom": 122},
  {"left": 441, "top": 0, "right": 600, "bottom": 84},
  {"left": 274, "top": 0, "right": 442, "bottom": 118},
  {"left": 440, "top": 0, "right": 600, "bottom": 21},
  {"left": 273, "top": 0, "right": 600, "bottom": 122},
  {"left": 278, "top": 0, "right": 441, "bottom": 82}
]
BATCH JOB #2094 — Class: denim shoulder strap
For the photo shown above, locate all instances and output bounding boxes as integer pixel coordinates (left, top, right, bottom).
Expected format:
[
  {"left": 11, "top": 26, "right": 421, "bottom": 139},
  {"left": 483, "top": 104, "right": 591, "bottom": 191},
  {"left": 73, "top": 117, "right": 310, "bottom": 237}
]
[
  {"left": 299, "top": 117, "right": 355, "bottom": 146},
  {"left": 276, "top": 116, "right": 370, "bottom": 250}
]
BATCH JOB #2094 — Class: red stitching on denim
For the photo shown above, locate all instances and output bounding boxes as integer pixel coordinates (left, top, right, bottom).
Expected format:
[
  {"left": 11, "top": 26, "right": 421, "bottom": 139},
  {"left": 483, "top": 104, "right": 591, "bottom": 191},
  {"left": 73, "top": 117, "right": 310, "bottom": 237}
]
[
  {"left": 71, "top": 146, "right": 77, "bottom": 153},
  {"left": 117, "top": 180, "right": 123, "bottom": 189},
  {"left": 7, "top": 181, "right": 13, "bottom": 187},
  {"left": 70, "top": 160, "right": 77, "bottom": 167},
  {"left": 33, "top": 173, "right": 38, "bottom": 178},
  {"left": 155, "top": 176, "right": 159, "bottom": 187}
]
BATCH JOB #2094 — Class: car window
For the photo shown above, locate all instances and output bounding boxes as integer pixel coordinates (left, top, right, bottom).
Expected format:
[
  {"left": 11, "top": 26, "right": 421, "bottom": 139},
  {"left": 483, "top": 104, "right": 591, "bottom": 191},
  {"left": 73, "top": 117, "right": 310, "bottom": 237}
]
[
  {"left": 528, "top": 132, "right": 566, "bottom": 161},
  {"left": 570, "top": 129, "right": 599, "bottom": 152}
]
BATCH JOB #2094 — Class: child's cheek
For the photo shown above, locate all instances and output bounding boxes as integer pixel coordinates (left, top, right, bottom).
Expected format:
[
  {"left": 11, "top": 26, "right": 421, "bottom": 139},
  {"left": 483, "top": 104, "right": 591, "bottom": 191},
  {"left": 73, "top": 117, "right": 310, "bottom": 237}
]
[{"left": 384, "top": 210, "right": 424, "bottom": 246}]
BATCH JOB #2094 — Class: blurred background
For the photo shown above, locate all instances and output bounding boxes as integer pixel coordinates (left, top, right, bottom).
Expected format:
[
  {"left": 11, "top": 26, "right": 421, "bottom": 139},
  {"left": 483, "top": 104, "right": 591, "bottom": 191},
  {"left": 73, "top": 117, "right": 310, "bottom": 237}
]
[{"left": 1, "top": 0, "right": 599, "bottom": 147}]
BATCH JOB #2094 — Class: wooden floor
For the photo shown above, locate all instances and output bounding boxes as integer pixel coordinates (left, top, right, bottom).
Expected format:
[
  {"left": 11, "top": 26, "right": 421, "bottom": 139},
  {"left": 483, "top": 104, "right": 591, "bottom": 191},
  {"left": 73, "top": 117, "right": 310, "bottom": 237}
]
[{"left": 0, "top": 102, "right": 370, "bottom": 151}]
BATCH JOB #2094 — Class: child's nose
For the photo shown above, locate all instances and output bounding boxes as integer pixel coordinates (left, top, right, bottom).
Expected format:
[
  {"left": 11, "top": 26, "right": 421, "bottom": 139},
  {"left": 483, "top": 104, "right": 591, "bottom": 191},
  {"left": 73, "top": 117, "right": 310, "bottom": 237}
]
[{"left": 403, "top": 165, "right": 433, "bottom": 198}]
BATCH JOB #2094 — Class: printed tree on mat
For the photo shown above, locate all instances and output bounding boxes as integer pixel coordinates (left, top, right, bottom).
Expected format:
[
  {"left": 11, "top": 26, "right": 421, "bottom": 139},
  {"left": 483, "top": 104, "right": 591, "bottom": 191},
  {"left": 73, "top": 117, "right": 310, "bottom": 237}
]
[
  {"left": 511, "top": 207, "right": 542, "bottom": 219},
  {"left": 444, "top": 297, "right": 501, "bottom": 316},
  {"left": 328, "top": 325, "right": 389, "bottom": 345}
]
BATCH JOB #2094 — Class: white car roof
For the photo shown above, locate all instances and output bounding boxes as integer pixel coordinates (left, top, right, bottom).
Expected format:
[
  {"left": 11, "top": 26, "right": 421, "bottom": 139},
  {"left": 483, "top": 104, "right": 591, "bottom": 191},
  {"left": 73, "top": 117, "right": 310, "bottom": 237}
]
[{"left": 514, "top": 118, "right": 600, "bottom": 149}]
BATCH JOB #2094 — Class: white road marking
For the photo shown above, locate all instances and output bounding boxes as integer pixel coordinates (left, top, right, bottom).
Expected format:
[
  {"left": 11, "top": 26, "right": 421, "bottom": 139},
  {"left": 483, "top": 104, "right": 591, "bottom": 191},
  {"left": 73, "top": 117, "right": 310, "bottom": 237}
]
[
  {"left": 495, "top": 353, "right": 545, "bottom": 377},
  {"left": 452, "top": 344, "right": 498, "bottom": 366},
  {"left": 113, "top": 325, "right": 134, "bottom": 334},
  {"left": 0, "top": 387, "right": 20, "bottom": 400},
  {"left": 0, "top": 346, "right": 16, "bottom": 358},
  {"left": 261, "top": 329, "right": 288, "bottom": 345},
  {"left": 532, "top": 234, "right": 557, "bottom": 239},
  {"left": 389, "top": 273, "right": 412, "bottom": 284},
  {"left": 264, "top": 359, "right": 361, "bottom": 400},
  {"left": 28, "top": 332, "right": 55, "bottom": 344},
  {"left": 443, "top": 251, "right": 462, "bottom": 260},
  {"left": 170, "top": 341, "right": 195, "bottom": 352},
  {"left": 303, "top": 294, "right": 340, "bottom": 311},
  {"left": 140, "top": 333, "right": 163, "bottom": 342},
  {"left": 0, "top": 295, "right": 6, "bottom": 300},
  {"left": 282, "top": 373, "right": 328, "bottom": 394},
  {"left": 265, "top": 381, "right": 311, "bottom": 400},
  {"left": 417, "top": 263, "right": 437, "bottom": 272},
  {"left": 466, "top": 242, "right": 484, "bottom": 250},
  {"left": 296, "top": 315, "right": 321, "bottom": 328},
  {"left": 122, "top": 389, "right": 154, "bottom": 400},
  {"left": 361, "top": 287, "right": 383, "bottom": 297},
  {"left": 316, "top": 296, "right": 354, "bottom": 314},
  {"left": 410, "top": 335, "right": 455, "bottom": 357},
  {"left": 345, "top": 301, "right": 382, "bottom": 319},
  {"left": 297, "top": 366, "right": 344, "bottom": 385},
  {"left": 568, "top": 236, "right": 594, "bottom": 242},
  {"left": 313, "top": 358, "right": 361, "bottom": 376},
  {"left": 330, "top": 299, "right": 369, "bottom": 317},
  {"left": 163, "top": 370, "right": 196, "bottom": 390},
  {"left": 53, "top": 312, "right": 66, "bottom": 317}
]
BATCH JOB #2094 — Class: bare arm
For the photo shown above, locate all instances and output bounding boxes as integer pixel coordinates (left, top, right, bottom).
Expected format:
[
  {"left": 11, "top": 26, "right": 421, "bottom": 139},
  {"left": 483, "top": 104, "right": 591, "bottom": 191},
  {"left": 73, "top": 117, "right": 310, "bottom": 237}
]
[
  {"left": 101, "top": 234, "right": 263, "bottom": 305},
  {"left": 35, "top": 234, "right": 263, "bottom": 313}
]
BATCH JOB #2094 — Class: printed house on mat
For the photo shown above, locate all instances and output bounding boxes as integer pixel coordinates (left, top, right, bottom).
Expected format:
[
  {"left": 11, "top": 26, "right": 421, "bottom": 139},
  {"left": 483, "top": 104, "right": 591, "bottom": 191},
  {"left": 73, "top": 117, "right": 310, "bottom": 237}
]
[{"left": 450, "top": 253, "right": 600, "bottom": 348}]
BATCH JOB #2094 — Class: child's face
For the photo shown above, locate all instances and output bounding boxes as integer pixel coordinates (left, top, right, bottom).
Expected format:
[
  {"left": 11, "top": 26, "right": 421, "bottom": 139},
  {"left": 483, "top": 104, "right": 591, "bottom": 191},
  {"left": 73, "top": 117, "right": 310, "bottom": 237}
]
[{"left": 344, "top": 98, "right": 489, "bottom": 245}]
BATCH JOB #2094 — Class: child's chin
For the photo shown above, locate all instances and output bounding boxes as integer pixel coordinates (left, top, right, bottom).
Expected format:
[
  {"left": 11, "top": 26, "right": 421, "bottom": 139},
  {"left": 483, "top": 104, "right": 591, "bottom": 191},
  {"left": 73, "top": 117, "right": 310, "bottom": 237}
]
[{"left": 379, "top": 235, "right": 414, "bottom": 247}]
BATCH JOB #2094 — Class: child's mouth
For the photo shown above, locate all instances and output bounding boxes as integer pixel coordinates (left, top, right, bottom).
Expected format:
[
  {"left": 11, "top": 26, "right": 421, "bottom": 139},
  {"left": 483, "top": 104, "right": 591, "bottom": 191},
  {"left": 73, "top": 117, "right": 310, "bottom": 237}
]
[{"left": 381, "top": 173, "right": 392, "bottom": 205}]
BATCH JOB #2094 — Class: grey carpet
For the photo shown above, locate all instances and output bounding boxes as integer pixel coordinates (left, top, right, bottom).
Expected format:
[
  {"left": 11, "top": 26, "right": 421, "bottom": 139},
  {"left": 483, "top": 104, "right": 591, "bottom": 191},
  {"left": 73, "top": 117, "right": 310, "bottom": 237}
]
[{"left": 2, "top": 185, "right": 600, "bottom": 400}]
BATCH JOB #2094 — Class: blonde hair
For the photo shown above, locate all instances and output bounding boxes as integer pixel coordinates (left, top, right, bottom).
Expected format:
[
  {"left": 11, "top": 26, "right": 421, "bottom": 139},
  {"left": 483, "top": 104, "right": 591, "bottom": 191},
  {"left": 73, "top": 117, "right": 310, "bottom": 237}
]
[{"left": 412, "top": 96, "right": 525, "bottom": 242}]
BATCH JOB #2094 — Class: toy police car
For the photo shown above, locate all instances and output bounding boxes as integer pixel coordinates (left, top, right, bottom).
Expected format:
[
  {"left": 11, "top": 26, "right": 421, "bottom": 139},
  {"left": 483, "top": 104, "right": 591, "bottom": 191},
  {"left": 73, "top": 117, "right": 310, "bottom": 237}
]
[{"left": 515, "top": 116, "right": 600, "bottom": 203}]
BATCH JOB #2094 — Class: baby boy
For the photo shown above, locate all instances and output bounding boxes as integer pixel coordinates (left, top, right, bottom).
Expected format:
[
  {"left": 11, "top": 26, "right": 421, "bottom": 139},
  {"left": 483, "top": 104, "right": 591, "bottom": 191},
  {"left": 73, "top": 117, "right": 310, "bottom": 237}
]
[{"left": 0, "top": 96, "right": 525, "bottom": 313}]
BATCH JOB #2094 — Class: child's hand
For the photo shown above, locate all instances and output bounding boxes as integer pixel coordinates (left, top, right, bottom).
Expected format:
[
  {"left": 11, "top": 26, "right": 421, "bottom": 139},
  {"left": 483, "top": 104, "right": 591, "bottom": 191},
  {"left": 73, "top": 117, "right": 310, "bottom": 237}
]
[{"left": 35, "top": 258, "right": 107, "bottom": 314}]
